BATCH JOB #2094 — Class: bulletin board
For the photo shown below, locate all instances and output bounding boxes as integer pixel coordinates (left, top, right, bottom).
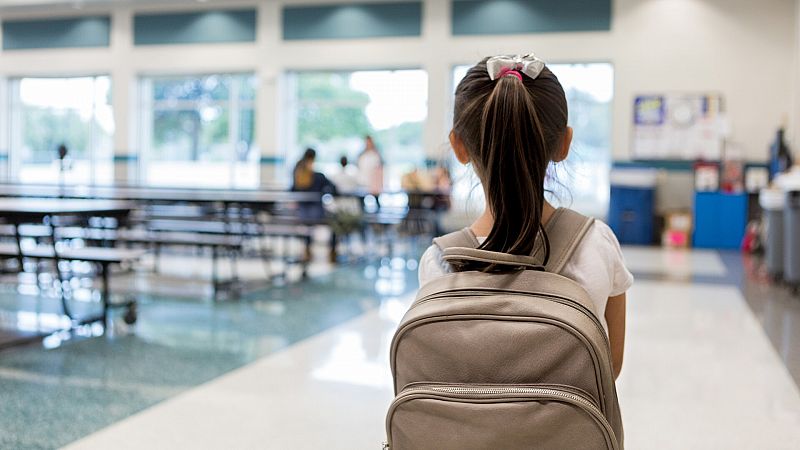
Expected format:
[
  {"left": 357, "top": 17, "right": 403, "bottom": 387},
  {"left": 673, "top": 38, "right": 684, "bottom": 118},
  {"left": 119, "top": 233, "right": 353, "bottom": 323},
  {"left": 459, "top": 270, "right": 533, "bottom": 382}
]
[{"left": 632, "top": 93, "right": 725, "bottom": 160}]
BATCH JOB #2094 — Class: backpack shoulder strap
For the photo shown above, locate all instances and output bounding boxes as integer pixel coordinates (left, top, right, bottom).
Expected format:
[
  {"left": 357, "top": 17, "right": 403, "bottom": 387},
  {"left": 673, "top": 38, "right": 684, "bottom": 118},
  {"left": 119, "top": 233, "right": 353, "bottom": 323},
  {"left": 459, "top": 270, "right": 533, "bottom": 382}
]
[
  {"left": 542, "top": 208, "right": 595, "bottom": 274},
  {"left": 432, "top": 210, "right": 593, "bottom": 274},
  {"left": 432, "top": 227, "right": 480, "bottom": 251},
  {"left": 434, "top": 227, "right": 545, "bottom": 271}
]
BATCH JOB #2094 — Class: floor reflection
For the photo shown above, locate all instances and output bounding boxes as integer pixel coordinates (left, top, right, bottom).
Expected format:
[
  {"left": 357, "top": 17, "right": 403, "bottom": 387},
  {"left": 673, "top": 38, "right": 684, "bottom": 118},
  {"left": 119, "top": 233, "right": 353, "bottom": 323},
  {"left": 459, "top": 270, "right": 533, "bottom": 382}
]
[
  {"left": 734, "top": 252, "right": 800, "bottom": 387},
  {"left": 0, "top": 253, "right": 422, "bottom": 450}
]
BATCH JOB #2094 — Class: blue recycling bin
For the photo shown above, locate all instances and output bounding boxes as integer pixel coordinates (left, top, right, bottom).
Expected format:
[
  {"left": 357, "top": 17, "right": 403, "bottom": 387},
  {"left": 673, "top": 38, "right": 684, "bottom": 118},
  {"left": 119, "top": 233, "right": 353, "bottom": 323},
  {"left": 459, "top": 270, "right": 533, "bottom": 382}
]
[
  {"left": 692, "top": 192, "right": 748, "bottom": 249},
  {"left": 608, "top": 185, "right": 656, "bottom": 245}
]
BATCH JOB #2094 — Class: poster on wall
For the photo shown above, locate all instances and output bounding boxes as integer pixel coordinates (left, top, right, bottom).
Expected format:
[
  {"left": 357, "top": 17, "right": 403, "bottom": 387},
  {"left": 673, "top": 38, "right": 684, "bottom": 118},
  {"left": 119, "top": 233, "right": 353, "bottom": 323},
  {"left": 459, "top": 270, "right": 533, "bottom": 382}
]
[{"left": 632, "top": 93, "right": 725, "bottom": 160}]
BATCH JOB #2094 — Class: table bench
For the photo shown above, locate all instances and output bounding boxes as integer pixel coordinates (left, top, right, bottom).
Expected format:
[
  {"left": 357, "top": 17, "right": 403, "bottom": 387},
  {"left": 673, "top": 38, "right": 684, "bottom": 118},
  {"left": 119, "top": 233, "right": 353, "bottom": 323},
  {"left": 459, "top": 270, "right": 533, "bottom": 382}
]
[
  {"left": 0, "top": 199, "right": 140, "bottom": 332},
  {"left": 0, "top": 241, "right": 142, "bottom": 327}
]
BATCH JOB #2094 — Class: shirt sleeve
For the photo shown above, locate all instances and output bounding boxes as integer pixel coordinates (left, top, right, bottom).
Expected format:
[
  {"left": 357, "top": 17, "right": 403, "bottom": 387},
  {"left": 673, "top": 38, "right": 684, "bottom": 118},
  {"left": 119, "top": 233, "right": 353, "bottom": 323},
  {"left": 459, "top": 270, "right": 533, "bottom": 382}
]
[
  {"left": 596, "top": 221, "right": 634, "bottom": 297},
  {"left": 418, "top": 245, "right": 448, "bottom": 287}
]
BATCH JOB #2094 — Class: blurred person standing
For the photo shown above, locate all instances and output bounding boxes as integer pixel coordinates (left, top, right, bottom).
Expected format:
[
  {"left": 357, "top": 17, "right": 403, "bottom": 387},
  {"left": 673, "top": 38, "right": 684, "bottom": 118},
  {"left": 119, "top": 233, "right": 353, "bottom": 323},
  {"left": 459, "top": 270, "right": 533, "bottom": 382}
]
[{"left": 357, "top": 135, "right": 384, "bottom": 195}]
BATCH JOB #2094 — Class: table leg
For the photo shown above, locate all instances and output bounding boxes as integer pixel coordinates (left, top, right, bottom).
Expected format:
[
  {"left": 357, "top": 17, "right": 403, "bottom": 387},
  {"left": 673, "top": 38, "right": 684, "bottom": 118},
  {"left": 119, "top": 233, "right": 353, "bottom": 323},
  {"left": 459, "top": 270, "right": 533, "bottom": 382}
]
[
  {"left": 13, "top": 222, "right": 23, "bottom": 270},
  {"left": 100, "top": 262, "right": 110, "bottom": 326}
]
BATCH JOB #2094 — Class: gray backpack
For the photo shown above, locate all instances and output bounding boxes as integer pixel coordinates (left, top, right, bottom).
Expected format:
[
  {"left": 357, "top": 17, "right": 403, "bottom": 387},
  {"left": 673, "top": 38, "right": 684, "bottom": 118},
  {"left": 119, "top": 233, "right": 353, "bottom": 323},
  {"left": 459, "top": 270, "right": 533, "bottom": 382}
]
[{"left": 386, "top": 208, "right": 623, "bottom": 450}]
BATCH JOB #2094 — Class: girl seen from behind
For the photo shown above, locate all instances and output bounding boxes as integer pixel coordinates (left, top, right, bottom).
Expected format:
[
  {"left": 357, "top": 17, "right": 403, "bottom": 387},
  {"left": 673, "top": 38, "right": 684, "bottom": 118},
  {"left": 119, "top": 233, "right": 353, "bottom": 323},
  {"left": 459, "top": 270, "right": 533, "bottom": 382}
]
[{"left": 418, "top": 55, "right": 633, "bottom": 379}]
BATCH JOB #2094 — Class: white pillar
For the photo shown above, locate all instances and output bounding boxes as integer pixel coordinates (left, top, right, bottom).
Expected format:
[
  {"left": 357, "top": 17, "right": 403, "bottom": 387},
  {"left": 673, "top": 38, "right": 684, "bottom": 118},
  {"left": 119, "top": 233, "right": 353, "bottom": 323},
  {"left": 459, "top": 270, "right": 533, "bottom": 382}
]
[
  {"left": 0, "top": 78, "right": 8, "bottom": 181},
  {"left": 256, "top": 1, "right": 283, "bottom": 187},
  {"left": 110, "top": 7, "right": 135, "bottom": 184},
  {"left": 422, "top": 0, "right": 453, "bottom": 167}
]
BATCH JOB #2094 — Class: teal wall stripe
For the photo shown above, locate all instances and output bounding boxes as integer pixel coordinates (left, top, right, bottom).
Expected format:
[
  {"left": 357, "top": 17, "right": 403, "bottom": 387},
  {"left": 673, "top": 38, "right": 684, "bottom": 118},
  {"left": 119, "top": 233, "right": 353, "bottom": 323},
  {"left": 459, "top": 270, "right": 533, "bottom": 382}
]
[
  {"left": 260, "top": 156, "right": 285, "bottom": 165},
  {"left": 613, "top": 160, "right": 769, "bottom": 172},
  {"left": 283, "top": 2, "right": 422, "bottom": 40},
  {"left": 3, "top": 16, "right": 110, "bottom": 50},
  {"left": 452, "top": 0, "right": 611, "bottom": 36},
  {"left": 0, "top": 154, "right": 8, "bottom": 161},
  {"left": 613, "top": 160, "right": 694, "bottom": 171},
  {"left": 134, "top": 9, "right": 257, "bottom": 46},
  {"left": 113, "top": 155, "right": 138, "bottom": 162}
]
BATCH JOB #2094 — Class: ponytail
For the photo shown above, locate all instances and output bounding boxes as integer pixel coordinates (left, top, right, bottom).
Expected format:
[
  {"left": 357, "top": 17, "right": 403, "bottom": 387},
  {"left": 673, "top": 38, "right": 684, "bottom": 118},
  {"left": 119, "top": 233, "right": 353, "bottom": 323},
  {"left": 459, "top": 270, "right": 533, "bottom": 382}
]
[{"left": 453, "top": 58, "right": 568, "bottom": 271}]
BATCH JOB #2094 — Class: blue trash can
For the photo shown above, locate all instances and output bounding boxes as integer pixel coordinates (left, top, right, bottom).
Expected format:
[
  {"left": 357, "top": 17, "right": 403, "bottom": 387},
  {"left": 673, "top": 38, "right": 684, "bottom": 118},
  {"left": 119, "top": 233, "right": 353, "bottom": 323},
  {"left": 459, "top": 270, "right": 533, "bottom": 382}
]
[
  {"left": 692, "top": 192, "right": 748, "bottom": 249},
  {"left": 608, "top": 169, "right": 657, "bottom": 245}
]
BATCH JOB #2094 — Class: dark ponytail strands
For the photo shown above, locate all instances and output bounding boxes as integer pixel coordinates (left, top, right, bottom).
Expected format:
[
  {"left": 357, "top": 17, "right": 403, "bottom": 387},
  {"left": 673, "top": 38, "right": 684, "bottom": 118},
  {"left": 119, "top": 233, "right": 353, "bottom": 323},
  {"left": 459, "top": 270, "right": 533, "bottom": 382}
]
[{"left": 453, "top": 58, "right": 568, "bottom": 271}]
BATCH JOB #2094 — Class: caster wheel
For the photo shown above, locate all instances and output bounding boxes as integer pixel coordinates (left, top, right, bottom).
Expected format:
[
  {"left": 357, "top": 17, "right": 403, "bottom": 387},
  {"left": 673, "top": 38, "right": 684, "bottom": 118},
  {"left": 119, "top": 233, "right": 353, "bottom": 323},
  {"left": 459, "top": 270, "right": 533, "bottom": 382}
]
[{"left": 123, "top": 304, "right": 137, "bottom": 325}]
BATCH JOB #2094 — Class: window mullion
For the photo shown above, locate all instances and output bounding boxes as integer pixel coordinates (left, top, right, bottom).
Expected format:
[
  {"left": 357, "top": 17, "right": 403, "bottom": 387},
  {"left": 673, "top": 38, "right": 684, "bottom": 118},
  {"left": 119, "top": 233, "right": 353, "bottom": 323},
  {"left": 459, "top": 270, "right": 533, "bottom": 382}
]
[{"left": 229, "top": 77, "right": 241, "bottom": 188}]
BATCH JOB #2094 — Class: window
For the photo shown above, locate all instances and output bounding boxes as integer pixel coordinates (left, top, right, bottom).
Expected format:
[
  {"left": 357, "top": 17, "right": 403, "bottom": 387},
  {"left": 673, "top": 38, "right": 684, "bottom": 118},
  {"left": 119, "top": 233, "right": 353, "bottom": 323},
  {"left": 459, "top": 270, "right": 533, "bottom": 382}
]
[
  {"left": 139, "top": 73, "right": 257, "bottom": 188},
  {"left": 451, "top": 63, "right": 614, "bottom": 218},
  {"left": 9, "top": 76, "right": 113, "bottom": 185},
  {"left": 284, "top": 69, "right": 428, "bottom": 191}
]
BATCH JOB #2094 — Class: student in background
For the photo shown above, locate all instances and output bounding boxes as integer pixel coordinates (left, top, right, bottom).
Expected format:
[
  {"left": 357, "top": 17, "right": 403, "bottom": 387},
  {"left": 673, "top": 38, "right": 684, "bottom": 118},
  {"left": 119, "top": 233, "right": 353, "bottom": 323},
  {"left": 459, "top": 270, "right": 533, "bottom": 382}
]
[
  {"left": 401, "top": 166, "right": 434, "bottom": 192},
  {"left": 331, "top": 156, "right": 359, "bottom": 193},
  {"left": 291, "top": 148, "right": 338, "bottom": 263},
  {"left": 327, "top": 156, "right": 364, "bottom": 260},
  {"left": 357, "top": 135, "right": 384, "bottom": 195},
  {"left": 291, "top": 148, "right": 336, "bottom": 221},
  {"left": 432, "top": 166, "right": 453, "bottom": 194}
]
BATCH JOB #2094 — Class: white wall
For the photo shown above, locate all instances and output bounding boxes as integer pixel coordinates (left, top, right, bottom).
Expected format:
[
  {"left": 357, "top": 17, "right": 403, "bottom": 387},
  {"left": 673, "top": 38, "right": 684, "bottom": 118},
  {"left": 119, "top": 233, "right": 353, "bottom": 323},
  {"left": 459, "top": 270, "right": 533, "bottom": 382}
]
[
  {"left": 428, "top": 0, "right": 797, "bottom": 162},
  {"left": 0, "top": 0, "right": 795, "bottom": 185},
  {"left": 610, "top": 0, "right": 796, "bottom": 161}
]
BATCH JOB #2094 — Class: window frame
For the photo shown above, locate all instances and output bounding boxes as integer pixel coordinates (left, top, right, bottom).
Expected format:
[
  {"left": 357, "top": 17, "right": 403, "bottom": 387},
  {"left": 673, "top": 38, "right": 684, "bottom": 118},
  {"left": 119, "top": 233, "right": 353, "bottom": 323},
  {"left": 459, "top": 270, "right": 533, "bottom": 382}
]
[
  {"left": 137, "top": 71, "right": 258, "bottom": 189},
  {"left": 282, "top": 67, "right": 429, "bottom": 190},
  {"left": 7, "top": 74, "right": 114, "bottom": 186}
]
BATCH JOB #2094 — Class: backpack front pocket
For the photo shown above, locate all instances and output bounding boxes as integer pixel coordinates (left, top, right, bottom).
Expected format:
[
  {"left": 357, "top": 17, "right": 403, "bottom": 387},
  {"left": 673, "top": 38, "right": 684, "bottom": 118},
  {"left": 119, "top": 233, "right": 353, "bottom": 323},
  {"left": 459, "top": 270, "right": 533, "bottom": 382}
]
[{"left": 385, "top": 383, "right": 619, "bottom": 450}]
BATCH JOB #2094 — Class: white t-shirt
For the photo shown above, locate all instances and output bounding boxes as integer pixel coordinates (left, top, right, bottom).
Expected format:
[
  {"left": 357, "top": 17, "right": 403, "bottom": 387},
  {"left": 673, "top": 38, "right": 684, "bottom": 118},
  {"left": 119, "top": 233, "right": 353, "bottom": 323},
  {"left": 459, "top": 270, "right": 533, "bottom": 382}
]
[
  {"left": 357, "top": 150, "right": 383, "bottom": 193},
  {"left": 331, "top": 166, "right": 360, "bottom": 193},
  {"left": 418, "top": 220, "right": 634, "bottom": 332}
]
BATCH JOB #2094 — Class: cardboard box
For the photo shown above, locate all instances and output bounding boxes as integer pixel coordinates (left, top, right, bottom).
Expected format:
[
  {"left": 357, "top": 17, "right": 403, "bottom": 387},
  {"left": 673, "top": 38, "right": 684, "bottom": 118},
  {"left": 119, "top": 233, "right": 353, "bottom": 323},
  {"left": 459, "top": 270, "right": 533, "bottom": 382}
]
[{"left": 662, "top": 211, "right": 693, "bottom": 248}]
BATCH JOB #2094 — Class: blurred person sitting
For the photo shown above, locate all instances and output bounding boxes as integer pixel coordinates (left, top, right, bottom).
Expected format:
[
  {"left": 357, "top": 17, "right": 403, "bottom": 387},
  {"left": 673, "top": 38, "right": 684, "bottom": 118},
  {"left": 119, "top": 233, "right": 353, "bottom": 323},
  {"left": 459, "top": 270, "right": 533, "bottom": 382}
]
[
  {"left": 432, "top": 166, "right": 453, "bottom": 194},
  {"left": 291, "top": 148, "right": 339, "bottom": 263},
  {"left": 430, "top": 165, "right": 453, "bottom": 214},
  {"left": 291, "top": 148, "right": 336, "bottom": 221},
  {"left": 401, "top": 167, "right": 435, "bottom": 192},
  {"left": 402, "top": 165, "right": 451, "bottom": 237}
]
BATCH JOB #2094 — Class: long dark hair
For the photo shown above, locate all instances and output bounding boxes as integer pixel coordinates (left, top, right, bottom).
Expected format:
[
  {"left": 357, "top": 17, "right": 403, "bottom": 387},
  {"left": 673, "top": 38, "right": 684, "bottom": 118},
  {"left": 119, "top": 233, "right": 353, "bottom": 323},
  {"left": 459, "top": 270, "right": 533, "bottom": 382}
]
[
  {"left": 453, "top": 57, "right": 568, "bottom": 270},
  {"left": 293, "top": 147, "right": 317, "bottom": 189}
]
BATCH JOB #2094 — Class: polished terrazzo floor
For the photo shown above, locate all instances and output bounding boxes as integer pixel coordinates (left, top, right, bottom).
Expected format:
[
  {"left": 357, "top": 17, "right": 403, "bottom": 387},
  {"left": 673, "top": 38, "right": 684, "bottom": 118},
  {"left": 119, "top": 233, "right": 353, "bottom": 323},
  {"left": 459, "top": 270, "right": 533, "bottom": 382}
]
[
  {"left": 0, "top": 252, "right": 419, "bottom": 450},
  {"left": 1, "top": 246, "right": 799, "bottom": 449}
]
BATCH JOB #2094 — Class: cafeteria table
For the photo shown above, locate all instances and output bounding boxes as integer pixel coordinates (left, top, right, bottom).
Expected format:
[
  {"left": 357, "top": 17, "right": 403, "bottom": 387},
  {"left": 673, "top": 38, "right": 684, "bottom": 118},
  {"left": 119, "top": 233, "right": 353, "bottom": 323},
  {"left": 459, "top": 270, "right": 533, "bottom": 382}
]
[{"left": 0, "top": 198, "right": 140, "bottom": 348}]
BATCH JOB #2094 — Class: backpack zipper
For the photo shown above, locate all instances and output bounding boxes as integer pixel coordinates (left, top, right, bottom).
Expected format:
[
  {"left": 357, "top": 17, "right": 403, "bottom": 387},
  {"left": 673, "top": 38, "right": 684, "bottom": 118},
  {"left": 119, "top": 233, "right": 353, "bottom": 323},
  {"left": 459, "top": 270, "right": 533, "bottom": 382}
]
[
  {"left": 412, "top": 289, "right": 608, "bottom": 348},
  {"left": 387, "top": 383, "right": 619, "bottom": 450},
  {"left": 400, "top": 381, "right": 600, "bottom": 410},
  {"left": 401, "top": 384, "right": 600, "bottom": 408}
]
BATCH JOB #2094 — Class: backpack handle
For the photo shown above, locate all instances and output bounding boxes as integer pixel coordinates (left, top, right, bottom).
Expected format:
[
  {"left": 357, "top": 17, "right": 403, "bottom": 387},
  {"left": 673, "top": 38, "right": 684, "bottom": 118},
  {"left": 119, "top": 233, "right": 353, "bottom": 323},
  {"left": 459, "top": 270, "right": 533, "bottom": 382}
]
[{"left": 442, "top": 247, "right": 544, "bottom": 271}]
